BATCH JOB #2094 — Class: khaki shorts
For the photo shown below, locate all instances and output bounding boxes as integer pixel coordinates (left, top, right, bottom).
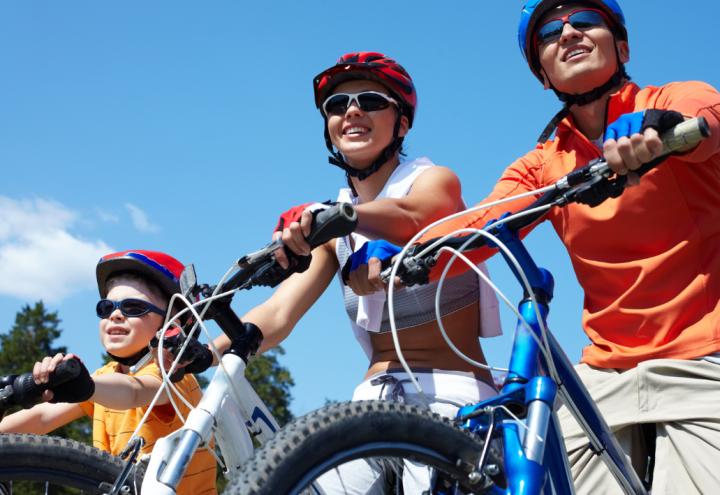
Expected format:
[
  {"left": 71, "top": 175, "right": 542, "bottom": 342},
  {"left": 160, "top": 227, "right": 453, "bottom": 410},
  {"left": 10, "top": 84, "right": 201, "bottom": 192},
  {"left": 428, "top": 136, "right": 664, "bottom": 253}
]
[{"left": 557, "top": 359, "right": 720, "bottom": 495}]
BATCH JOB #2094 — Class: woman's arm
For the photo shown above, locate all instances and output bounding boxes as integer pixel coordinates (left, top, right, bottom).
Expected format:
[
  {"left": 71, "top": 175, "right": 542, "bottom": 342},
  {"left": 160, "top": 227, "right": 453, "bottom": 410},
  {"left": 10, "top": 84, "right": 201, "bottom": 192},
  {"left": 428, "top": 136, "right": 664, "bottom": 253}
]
[
  {"left": 354, "top": 166, "right": 463, "bottom": 243},
  {"left": 212, "top": 240, "right": 339, "bottom": 355}
]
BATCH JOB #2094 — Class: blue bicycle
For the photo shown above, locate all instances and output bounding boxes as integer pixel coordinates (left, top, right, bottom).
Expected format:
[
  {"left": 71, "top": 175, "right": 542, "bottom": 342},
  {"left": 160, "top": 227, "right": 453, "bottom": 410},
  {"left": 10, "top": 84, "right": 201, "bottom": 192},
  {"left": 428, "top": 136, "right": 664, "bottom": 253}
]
[{"left": 227, "top": 117, "right": 709, "bottom": 495}]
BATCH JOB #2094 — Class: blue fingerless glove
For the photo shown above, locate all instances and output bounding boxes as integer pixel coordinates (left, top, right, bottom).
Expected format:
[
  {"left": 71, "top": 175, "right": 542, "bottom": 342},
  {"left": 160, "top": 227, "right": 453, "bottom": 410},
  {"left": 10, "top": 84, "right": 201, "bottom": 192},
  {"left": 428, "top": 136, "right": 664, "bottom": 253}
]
[
  {"left": 341, "top": 240, "right": 401, "bottom": 283},
  {"left": 604, "top": 110, "right": 685, "bottom": 141},
  {"left": 604, "top": 111, "right": 644, "bottom": 141}
]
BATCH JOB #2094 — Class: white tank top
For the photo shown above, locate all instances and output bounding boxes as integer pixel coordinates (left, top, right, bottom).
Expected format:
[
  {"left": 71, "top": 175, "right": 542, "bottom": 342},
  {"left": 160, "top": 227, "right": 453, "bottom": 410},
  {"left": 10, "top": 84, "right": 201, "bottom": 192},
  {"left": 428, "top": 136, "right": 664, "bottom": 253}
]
[{"left": 334, "top": 157, "right": 502, "bottom": 360}]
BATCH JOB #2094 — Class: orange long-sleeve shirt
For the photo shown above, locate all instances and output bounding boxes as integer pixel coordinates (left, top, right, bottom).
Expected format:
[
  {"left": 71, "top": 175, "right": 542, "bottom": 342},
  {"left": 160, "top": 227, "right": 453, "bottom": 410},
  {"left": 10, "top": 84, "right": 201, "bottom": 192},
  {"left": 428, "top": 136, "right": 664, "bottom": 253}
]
[{"left": 423, "top": 81, "right": 720, "bottom": 369}]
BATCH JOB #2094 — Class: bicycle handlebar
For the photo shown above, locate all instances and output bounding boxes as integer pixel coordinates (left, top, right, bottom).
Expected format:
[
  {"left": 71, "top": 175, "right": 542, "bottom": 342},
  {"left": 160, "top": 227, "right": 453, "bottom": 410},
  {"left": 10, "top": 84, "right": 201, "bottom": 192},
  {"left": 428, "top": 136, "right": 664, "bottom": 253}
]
[
  {"left": 176, "top": 203, "right": 357, "bottom": 361},
  {"left": 220, "top": 202, "right": 357, "bottom": 293},
  {"left": 392, "top": 117, "right": 709, "bottom": 285},
  {"left": 0, "top": 358, "right": 82, "bottom": 416}
]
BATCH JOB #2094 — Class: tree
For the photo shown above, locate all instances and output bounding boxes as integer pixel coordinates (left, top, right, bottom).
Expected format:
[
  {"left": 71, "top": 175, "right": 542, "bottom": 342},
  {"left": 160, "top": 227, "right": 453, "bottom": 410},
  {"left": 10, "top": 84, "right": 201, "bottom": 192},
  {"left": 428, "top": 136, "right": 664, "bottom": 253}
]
[
  {"left": 245, "top": 346, "right": 295, "bottom": 426},
  {"left": 0, "top": 301, "right": 91, "bottom": 443}
]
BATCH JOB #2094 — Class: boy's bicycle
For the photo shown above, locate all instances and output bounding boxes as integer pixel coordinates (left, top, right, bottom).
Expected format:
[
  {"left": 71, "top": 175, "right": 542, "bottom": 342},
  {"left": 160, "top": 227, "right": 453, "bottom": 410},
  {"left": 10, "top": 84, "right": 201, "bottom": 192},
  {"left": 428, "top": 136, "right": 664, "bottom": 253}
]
[
  {"left": 224, "top": 117, "right": 710, "bottom": 495},
  {"left": 0, "top": 203, "right": 358, "bottom": 495}
]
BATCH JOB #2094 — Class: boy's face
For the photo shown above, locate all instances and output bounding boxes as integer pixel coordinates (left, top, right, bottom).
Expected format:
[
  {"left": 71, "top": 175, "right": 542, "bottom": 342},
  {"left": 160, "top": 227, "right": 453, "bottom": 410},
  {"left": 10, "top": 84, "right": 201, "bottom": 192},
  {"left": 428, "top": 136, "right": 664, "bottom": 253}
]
[{"left": 98, "top": 280, "right": 166, "bottom": 358}]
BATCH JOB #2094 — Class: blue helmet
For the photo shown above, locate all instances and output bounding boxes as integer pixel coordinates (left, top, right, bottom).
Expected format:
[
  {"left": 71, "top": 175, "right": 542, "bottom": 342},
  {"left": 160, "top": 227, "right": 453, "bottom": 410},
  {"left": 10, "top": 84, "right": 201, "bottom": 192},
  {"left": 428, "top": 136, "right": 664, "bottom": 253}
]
[{"left": 518, "top": 0, "right": 628, "bottom": 81}]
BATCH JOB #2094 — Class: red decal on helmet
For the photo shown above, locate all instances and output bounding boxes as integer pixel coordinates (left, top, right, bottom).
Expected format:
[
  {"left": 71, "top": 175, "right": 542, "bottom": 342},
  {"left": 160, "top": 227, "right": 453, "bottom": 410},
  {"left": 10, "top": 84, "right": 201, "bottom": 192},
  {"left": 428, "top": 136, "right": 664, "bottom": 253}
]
[{"left": 96, "top": 250, "right": 185, "bottom": 298}]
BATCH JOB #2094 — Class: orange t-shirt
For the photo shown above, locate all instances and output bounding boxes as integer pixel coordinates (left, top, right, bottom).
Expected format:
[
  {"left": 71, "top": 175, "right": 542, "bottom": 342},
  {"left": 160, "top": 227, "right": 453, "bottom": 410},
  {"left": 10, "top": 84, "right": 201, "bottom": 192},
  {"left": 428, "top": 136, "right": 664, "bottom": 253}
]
[
  {"left": 79, "top": 361, "right": 217, "bottom": 495},
  {"left": 422, "top": 81, "right": 720, "bottom": 369}
]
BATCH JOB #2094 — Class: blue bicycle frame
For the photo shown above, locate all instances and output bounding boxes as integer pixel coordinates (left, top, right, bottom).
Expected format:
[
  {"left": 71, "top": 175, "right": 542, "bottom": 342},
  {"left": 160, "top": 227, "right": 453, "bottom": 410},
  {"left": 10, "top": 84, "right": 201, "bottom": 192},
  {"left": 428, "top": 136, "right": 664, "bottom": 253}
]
[{"left": 455, "top": 222, "right": 647, "bottom": 495}]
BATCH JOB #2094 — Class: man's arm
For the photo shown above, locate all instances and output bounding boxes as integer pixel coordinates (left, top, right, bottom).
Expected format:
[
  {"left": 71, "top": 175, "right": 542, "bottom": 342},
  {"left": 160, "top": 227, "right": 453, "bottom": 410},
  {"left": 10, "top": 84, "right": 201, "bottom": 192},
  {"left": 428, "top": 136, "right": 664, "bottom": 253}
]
[{"left": 656, "top": 81, "right": 720, "bottom": 163}]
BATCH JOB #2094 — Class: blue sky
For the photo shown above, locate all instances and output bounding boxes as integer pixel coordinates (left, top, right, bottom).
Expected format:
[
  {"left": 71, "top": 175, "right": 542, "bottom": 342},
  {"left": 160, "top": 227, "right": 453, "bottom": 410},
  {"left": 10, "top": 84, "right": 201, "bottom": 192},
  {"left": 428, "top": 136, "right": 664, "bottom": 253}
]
[{"left": 1, "top": 1, "right": 717, "bottom": 416}]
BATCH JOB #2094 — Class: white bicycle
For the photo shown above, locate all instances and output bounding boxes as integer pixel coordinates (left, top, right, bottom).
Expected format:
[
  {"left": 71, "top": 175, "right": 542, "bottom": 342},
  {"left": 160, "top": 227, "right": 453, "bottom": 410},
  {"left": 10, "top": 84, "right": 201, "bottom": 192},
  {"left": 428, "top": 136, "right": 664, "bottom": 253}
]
[{"left": 0, "top": 202, "right": 357, "bottom": 495}]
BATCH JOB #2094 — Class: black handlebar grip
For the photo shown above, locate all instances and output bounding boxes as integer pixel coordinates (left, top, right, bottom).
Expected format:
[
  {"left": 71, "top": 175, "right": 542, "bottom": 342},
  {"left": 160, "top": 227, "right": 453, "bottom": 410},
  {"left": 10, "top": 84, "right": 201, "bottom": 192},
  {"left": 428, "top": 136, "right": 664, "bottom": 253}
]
[
  {"left": 306, "top": 203, "right": 358, "bottom": 248},
  {"left": 10, "top": 358, "right": 82, "bottom": 410}
]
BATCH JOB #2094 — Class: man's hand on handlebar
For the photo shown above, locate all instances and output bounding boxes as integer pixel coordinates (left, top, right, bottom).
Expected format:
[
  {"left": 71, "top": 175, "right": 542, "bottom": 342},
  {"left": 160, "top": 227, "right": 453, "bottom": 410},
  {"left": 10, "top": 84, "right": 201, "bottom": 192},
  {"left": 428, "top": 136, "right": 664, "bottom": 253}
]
[{"left": 603, "top": 110, "right": 685, "bottom": 177}]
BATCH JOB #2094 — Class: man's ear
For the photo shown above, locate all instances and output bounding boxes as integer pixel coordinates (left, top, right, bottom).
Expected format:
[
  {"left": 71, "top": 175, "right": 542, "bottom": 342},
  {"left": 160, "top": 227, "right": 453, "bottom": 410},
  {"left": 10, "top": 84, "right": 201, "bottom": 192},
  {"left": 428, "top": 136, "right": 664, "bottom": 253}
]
[
  {"left": 540, "top": 69, "right": 551, "bottom": 90},
  {"left": 617, "top": 40, "right": 630, "bottom": 64}
]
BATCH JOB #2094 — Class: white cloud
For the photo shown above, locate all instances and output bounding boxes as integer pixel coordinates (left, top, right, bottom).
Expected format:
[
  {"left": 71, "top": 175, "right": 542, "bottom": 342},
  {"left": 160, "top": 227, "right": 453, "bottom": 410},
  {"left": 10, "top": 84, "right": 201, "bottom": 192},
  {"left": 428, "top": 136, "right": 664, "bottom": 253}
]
[
  {"left": 124, "top": 203, "right": 159, "bottom": 233},
  {"left": 0, "top": 196, "right": 113, "bottom": 303},
  {"left": 96, "top": 209, "right": 120, "bottom": 223}
]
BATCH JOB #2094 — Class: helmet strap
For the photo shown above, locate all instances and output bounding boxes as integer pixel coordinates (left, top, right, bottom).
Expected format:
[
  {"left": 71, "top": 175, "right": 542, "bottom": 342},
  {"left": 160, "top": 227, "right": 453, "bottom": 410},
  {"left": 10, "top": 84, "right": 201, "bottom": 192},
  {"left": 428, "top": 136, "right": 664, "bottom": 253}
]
[
  {"left": 107, "top": 347, "right": 149, "bottom": 367},
  {"left": 537, "top": 42, "right": 630, "bottom": 143}
]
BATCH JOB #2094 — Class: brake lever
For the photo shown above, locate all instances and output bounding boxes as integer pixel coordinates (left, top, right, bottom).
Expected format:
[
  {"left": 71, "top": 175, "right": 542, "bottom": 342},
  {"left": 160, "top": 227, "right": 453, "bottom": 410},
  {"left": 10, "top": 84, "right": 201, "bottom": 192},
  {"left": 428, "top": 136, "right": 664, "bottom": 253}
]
[
  {"left": 236, "top": 240, "right": 282, "bottom": 269},
  {"left": 380, "top": 252, "right": 436, "bottom": 287}
]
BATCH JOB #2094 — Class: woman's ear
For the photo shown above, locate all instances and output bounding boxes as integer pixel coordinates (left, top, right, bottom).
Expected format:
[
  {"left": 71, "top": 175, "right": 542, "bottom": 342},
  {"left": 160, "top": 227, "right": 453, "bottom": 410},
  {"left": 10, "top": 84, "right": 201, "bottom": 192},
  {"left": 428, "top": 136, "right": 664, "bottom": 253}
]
[{"left": 398, "top": 115, "right": 410, "bottom": 138}]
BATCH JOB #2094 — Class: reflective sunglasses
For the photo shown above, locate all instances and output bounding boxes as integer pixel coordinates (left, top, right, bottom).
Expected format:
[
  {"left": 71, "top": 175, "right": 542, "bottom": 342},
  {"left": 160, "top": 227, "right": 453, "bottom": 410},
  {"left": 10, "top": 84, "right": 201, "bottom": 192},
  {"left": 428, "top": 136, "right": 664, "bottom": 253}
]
[
  {"left": 96, "top": 298, "right": 166, "bottom": 319},
  {"left": 536, "top": 8, "right": 607, "bottom": 45},
  {"left": 322, "top": 91, "right": 398, "bottom": 117}
]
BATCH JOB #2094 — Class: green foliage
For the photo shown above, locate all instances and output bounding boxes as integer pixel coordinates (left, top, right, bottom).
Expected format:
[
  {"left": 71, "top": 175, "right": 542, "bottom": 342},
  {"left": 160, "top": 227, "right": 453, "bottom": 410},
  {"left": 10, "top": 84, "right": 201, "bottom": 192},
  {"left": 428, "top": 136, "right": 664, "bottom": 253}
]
[
  {"left": 0, "top": 301, "right": 92, "bottom": 444},
  {"left": 244, "top": 346, "right": 295, "bottom": 426},
  {"left": 0, "top": 301, "right": 66, "bottom": 373}
]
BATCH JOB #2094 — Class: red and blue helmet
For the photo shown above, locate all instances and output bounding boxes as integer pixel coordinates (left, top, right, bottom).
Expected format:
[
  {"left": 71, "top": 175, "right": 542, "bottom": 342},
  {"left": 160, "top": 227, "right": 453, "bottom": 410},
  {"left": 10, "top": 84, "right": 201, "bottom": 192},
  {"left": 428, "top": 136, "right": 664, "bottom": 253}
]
[
  {"left": 313, "top": 52, "right": 417, "bottom": 128},
  {"left": 518, "top": 0, "right": 628, "bottom": 81},
  {"left": 96, "top": 250, "right": 184, "bottom": 299}
]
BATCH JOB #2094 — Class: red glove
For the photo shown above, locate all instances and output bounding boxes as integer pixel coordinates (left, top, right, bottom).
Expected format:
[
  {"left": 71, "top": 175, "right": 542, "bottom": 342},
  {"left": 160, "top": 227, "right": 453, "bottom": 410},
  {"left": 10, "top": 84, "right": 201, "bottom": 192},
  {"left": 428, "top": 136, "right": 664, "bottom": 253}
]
[{"left": 274, "top": 203, "right": 313, "bottom": 233}]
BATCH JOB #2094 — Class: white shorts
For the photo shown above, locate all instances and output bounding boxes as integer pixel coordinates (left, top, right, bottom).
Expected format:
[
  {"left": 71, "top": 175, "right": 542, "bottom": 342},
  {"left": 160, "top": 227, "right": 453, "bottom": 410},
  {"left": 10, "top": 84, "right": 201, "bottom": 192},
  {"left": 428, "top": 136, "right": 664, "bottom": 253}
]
[{"left": 316, "top": 368, "right": 497, "bottom": 494}]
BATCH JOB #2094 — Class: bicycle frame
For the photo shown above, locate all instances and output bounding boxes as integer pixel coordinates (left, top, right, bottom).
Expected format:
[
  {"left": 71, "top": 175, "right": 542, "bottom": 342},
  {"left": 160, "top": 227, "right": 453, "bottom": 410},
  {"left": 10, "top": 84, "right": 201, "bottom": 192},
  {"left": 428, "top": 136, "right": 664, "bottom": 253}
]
[
  {"left": 141, "top": 351, "right": 279, "bottom": 494},
  {"left": 455, "top": 224, "right": 647, "bottom": 495}
]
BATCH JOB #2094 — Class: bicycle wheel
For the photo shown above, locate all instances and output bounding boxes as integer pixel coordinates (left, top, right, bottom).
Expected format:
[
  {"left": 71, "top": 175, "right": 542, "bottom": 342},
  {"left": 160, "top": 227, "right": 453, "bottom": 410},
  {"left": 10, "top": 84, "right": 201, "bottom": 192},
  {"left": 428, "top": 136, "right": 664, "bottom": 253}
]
[
  {"left": 226, "top": 400, "right": 504, "bottom": 495},
  {"left": 0, "top": 433, "right": 145, "bottom": 495}
]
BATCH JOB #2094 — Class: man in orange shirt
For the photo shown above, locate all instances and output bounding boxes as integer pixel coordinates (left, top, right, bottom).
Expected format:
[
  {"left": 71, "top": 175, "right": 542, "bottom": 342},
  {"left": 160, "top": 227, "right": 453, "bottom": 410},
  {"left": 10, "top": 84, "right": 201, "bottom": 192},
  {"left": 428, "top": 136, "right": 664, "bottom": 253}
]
[{"left": 345, "top": 1, "right": 720, "bottom": 492}]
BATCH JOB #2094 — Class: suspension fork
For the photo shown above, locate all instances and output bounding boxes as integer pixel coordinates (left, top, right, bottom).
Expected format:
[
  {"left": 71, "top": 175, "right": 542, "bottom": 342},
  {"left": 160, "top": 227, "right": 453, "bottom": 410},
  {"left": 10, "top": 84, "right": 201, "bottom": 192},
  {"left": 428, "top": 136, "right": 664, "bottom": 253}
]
[{"left": 492, "top": 220, "right": 561, "bottom": 493}]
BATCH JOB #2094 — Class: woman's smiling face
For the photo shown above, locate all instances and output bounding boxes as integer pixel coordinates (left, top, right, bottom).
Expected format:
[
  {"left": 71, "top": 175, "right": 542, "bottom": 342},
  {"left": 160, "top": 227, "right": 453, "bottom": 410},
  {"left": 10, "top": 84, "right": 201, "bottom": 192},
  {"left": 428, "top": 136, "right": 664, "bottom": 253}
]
[{"left": 325, "top": 79, "right": 408, "bottom": 170}]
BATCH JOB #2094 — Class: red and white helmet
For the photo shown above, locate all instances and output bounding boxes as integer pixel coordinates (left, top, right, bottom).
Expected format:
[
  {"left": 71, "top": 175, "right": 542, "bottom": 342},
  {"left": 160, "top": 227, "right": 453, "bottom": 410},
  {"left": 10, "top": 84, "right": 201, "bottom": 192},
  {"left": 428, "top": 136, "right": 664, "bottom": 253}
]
[
  {"left": 96, "top": 250, "right": 184, "bottom": 299},
  {"left": 313, "top": 52, "right": 417, "bottom": 128}
]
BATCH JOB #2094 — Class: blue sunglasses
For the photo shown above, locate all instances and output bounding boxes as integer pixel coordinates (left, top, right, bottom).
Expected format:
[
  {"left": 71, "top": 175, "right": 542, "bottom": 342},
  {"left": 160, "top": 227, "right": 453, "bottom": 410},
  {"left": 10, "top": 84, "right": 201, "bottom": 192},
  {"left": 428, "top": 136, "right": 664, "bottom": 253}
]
[
  {"left": 536, "top": 8, "right": 607, "bottom": 45},
  {"left": 96, "top": 298, "right": 166, "bottom": 319}
]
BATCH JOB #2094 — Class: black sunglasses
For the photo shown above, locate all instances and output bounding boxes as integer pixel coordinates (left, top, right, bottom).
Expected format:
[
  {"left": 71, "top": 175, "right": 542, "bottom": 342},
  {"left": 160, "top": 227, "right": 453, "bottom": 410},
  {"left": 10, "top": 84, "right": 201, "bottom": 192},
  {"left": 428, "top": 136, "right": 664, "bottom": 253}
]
[{"left": 96, "top": 298, "right": 167, "bottom": 319}]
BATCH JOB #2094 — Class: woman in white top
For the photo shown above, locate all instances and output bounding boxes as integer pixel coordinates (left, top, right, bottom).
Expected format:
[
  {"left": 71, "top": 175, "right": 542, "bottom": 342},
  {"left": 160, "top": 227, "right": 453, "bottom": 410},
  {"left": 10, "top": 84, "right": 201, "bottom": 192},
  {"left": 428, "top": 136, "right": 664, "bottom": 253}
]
[
  {"left": 205, "top": 51, "right": 503, "bottom": 493},
  {"left": 214, "top": 51, "right": 500, "bottom": 414}
]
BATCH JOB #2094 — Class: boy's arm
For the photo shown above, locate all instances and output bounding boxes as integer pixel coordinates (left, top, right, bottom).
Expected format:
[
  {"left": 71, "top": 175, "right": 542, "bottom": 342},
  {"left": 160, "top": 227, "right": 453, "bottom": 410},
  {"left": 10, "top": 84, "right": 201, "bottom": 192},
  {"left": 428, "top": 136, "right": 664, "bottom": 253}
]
[
  {"left": 90, "top": 372, "right": 170, "bottom": 410},
  {"left": 0, "top": 402, "right": 85, "bottom": 435}
]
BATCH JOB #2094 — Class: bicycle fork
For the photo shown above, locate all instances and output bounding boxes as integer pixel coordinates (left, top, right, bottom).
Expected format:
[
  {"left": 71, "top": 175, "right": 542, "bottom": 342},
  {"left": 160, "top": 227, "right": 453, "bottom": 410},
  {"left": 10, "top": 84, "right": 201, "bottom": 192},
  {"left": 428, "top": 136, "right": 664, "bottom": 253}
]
[{"left": 141, "top": 353, "right": 271, "bottom": 494}]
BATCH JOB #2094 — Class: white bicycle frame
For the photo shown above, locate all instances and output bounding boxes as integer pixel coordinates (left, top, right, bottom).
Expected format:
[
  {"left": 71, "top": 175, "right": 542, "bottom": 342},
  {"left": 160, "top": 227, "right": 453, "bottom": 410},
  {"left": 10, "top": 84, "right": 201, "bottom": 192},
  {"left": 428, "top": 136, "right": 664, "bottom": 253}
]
[{"left": 141, "top": 351, "right": 279, "bottom": 494}]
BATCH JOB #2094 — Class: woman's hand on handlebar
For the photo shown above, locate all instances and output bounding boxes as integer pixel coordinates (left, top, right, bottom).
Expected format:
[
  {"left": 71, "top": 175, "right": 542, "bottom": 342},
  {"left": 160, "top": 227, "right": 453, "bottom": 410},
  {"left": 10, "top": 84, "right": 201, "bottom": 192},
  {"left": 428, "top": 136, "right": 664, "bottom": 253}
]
[
  {"left": 274, "top": 208, "right": 313, "bottom": 270},
  {"left": 273, "top": 202, "right": 344, "bottom": 269},
  {"left": 342, "top": 240, "right": 402, "bottom": 295}
]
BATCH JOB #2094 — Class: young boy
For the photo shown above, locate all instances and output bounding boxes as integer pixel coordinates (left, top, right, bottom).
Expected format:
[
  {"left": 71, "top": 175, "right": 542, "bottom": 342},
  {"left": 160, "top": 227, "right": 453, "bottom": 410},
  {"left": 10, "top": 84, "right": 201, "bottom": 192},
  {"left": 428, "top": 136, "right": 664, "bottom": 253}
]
[{"left": 0, "top": 249, "right": 217, "bottom": 495}]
